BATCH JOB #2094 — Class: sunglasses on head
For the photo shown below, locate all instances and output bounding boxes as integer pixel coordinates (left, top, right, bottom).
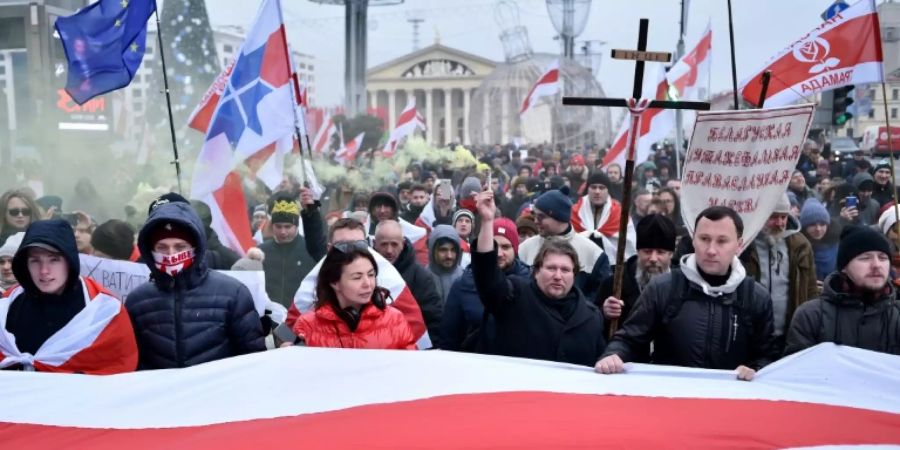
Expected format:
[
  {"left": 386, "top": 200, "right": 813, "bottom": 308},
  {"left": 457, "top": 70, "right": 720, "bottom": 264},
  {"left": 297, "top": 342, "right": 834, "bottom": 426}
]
[
  {"left": 332, "top": 239, "right": 369, "bottom": 254},
  {"left": 7, "top": 208, "right": 30, "bottom": 217}
]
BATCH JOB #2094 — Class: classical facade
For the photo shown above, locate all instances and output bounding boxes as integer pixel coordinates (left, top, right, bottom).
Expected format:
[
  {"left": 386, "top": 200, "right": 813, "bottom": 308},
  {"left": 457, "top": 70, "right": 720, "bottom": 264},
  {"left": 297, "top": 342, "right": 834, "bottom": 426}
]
[{"left": 366, "top": 43, "right": 496, "bottom": 146}]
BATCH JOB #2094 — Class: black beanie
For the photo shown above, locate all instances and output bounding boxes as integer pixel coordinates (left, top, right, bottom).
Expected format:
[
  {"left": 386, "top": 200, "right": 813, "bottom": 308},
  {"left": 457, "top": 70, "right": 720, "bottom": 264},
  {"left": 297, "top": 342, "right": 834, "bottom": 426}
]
[
  {"left": 587, "top": 171, "right": 611, "bottom": 188},
  {"left": 91, "top": 220, "right": 136, "bottom": 260},
  {"left": 636, "top": 214, "right": 676, "bottom": 251},
  {"left": 148, "top": 192, "right": 189, "bottom": 215},
  {"left": 837, "top": 225, "right": 892, "bottom": 270},
  {"left": 269, "top": 192, "right": 300, "bottom": 226}
]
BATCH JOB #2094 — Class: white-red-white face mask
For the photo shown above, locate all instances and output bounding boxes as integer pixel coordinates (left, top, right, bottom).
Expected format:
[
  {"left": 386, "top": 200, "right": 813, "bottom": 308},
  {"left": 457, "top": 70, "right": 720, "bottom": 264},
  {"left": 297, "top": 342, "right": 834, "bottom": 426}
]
[{"left": 152, "top": 249, "right": 195, "bottom": 276}]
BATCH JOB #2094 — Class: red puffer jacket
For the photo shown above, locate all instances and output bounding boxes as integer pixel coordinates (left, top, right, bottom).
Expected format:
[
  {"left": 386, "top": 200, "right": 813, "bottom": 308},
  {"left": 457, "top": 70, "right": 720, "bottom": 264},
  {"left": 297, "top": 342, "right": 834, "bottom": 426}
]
[{"left": 293, "top": 303, "right": 417, "bottom": 350}]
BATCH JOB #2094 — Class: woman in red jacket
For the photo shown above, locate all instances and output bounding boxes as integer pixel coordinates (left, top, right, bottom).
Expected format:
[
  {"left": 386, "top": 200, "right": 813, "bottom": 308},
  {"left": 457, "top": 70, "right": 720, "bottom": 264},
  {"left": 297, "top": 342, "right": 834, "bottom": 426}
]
[{"left": 293, "top": 241, "right": 417, "bottom": 349}]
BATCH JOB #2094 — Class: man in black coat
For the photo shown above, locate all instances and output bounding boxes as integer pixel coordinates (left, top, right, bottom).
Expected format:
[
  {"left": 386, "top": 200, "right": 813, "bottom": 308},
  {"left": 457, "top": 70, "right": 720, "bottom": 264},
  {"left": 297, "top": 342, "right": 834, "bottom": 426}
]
[
  {"left": 471, "top": 189, "right": 606, "bottom": 367},
  {"left": 258, "top": 189, "right": 327, "bottom": 307},
  {"left": 598, "top": 214, "right": 677, "bottom": 361},
  {"left": 373, "top": 219, "right": 443, "bottom": 348},
  {"left": 126, "top": 197, "right": 266, "bottom": 369},
  {"left": 596, "top": 206, "right": 778, "bottom": 381}
]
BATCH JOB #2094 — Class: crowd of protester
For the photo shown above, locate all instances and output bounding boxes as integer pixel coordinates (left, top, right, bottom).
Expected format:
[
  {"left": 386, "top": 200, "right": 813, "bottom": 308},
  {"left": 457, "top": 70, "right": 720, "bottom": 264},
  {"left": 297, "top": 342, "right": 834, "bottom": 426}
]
[{"left": 0, "top": 139, "right": 897, "bottom": 376}]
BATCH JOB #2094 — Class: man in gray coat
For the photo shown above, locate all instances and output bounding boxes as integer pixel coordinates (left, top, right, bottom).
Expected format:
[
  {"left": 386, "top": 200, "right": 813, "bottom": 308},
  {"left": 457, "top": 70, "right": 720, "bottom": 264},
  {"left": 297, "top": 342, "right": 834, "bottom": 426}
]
[{"left": 428, "top": 225, "right": 465, "bottom": 303}]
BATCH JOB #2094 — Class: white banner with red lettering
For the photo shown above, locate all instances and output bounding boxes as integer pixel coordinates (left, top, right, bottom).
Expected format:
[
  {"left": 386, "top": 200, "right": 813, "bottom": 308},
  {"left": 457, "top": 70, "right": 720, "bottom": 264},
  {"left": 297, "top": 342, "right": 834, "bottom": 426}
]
[
  {"left": 0, "top": 344, "right": 898, "bottom": 448},
  {"left": 681, "top": 105, "right": 814, "bottom": 251}
]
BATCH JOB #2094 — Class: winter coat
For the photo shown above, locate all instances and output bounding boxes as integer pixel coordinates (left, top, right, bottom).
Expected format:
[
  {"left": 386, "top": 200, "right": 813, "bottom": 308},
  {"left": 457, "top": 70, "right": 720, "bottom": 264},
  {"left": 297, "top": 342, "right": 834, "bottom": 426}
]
[
  {"left": 293, "top": 302, "right": 417, "bottom": 349},
  {"left": 844, "top": 173, "right": 880, "bottom": 226},
  {"left": 742, "top": 216, "right": 817, "bottom": 335},
  {"left": 394, "top": 238, "right": 444, "bottom": 348},
  {"left": 442, "top": 257, "right": 530, "bottom": 351},
  {"left": 471, "top": 244, "right": 606, "bottom": 367},
  {"left": 873, "top": 182, "right": 900, "bottom": 207},
  {"left": 428, "top": 225, "right": 465, "bottom": 303},
  {"left": 258, "top": 208, "right": 328, "bottom": 307},
  {"left": 205, "top": 227, "right": 240, "bottom": 270},
  {"left": 603, "top": 254, "right": 778, "bottom": 370},
  {"left": 785, "top": 273, "right": 900, "bottom": 356},
  {"left": 125, "top": 202, "right": 266, "bottom": 370}
]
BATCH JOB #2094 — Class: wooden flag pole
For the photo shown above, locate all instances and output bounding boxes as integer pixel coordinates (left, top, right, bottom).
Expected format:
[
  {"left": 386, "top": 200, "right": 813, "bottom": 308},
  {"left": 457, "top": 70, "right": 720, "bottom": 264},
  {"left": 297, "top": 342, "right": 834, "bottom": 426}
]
[{"left": 757, "top": 71, "right": 772, "bottom": 108}]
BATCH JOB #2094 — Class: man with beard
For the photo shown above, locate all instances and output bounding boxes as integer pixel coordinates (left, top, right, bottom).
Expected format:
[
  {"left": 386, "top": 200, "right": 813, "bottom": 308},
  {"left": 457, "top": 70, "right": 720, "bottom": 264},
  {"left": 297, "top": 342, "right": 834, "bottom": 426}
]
[
  {"left": 600, "top": 214, "right": 676, "bottom": 341},
  {"left": 571, "top": 171, "right": 636, "bottom": 265},
  {"left": 400, "top": 184, "right": 430, "bottom": 224},
  {"left": 788, "top": 170, "right": 817, "bottom": 206},
  {"left": 743, "top": 193, "right": 817, "bottom": 353},
  {"left": 606, "top": 164, "right": 624, "bottom": 202},
  {"left": 428, "top": 225, "right": 465, "bottom": 303},
  {"left": 785, "top": 225, "right": 900, "bottom": 355},
  {"left": 631, "top": 189, "right": 653, "bottom": 223}
]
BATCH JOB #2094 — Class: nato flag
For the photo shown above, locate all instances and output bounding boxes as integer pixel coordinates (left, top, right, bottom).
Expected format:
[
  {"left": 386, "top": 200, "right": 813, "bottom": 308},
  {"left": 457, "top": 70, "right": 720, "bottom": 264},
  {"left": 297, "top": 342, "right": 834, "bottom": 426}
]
[{"left": 55, "top": 0, "right": 156, "bottom": 105}]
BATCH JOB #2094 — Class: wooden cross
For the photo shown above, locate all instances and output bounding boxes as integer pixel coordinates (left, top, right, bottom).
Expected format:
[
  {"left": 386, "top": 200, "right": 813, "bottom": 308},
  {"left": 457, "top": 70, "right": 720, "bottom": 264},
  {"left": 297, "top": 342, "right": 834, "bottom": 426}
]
[{"left": 562, "top": 18, "right": 711, "bottom": 338}]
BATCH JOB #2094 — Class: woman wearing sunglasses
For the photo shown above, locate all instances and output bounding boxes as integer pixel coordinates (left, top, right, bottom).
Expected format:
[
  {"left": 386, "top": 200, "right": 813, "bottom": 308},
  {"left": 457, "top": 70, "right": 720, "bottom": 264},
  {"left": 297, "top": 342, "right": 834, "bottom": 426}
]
[
  {"left": 292, "top": 241, "right": 417, "bottom": 349},
  {"left": 0, "top": 189, "right": 42, "bottom": 246}
]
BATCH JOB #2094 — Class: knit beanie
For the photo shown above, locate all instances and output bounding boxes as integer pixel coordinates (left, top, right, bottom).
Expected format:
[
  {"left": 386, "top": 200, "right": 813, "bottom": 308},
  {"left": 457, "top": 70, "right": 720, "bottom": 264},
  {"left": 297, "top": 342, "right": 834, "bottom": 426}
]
[
  {"left": 493, "top": 217, "right": 520, "bottom": 254},
  {"left": 587, "top": 171, "right": 611, "bottom": 188},
  {"left": 0, "top": 232, "right": 24, "bottom": 258},
  {"left": 148, "top": 192, "right": 189, "bottom": 215},
  {"left": 635, "top": 214, "right": 676, "bottom": 251},
  {"left": 148, "top": 221, "right": 196, "bottom": 248},
  {"left": 875, "top": 159, "right": 892, "bottom": 173},
  {"left": 773, "top": 192, "right": 791, "bottom": 214},
  {"left": 878, "top": 204, "right": 900, "bottom": 235},
  {"left": 91, "top": 220, "right": 136, "bottom": 260},
  {"left": 452, "top": 209, "right": 475, "bottom": 226},
  {"left": 837, "top": 225, "right": 892, "bottom": 270},
  {"left": 269, "top": 192, "right": 300, "bottom": 225},
  {"left": 799, "top": 199, "right": 830, "bottom": 228},
  {"left": 533, "top": 189, "right": 572, "bottom": 223},
  {"left": 516, "top": 215, "right": 538, "bottom": 236}
]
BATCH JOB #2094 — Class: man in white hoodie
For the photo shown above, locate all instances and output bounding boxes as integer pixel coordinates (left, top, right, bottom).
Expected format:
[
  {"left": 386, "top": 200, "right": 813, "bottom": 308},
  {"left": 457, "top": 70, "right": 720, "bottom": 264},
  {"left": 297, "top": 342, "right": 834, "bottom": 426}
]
[{"left": 596, "top": 206, "right": 777, "bottom": 381}]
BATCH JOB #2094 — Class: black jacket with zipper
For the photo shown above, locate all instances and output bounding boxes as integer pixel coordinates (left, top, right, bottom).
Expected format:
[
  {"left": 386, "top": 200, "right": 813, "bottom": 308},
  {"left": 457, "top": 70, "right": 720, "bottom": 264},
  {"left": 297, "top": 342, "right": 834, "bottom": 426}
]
[
  {"left": 258, "top": 207, "right": 327, "bottom": 307},
  {"left": 125, "top": 202, "right": 266, "bottom": 370}
]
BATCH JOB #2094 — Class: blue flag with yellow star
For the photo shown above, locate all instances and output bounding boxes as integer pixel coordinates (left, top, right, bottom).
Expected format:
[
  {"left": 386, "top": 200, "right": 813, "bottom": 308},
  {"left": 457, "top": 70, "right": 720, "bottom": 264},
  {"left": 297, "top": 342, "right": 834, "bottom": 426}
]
[{"left": 55, "top": 0, "right": 156, "bottom": 105}]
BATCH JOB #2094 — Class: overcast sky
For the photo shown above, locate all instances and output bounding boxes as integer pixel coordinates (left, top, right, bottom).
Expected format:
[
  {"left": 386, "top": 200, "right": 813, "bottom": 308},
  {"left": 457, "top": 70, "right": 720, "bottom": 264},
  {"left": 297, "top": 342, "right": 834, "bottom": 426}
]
[{"left": 205, "top": 0, "right": 850, "bottom": 109}]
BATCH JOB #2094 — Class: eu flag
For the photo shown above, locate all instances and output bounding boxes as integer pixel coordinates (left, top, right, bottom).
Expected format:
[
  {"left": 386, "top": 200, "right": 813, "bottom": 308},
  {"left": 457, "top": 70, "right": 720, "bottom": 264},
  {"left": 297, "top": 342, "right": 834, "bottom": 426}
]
[{"left": 55, "top": 0, "right": 156, "bottom": 105}]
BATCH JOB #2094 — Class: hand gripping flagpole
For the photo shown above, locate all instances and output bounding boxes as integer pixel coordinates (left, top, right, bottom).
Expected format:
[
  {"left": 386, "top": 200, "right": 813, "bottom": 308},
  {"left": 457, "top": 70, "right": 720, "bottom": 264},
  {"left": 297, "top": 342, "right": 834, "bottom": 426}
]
[
  {"left": 608, "top": 97, "right": 651, "bottom": 338},
  {"left": 153, "top": 9, "right": 184, "bottom": 194}
]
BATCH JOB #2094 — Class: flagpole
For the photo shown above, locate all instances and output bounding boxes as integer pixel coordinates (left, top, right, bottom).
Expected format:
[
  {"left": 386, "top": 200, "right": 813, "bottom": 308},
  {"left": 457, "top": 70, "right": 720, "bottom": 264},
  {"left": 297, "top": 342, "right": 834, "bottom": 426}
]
[
  {"left": 153, "top": 9, "right": 184, "bottom": 194},
  {"left": 880, "top": 82, "right": 900, "bottom": 249},
  {"left": 726, "top": 0, "right": 740, "bottom": 110},
  {"left": 274, "top": 1, "right": 309, "bottom": 187}
]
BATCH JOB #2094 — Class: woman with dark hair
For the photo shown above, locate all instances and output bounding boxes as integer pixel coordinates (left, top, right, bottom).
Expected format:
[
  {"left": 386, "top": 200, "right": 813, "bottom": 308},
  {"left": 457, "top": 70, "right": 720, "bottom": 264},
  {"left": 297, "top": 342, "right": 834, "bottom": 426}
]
[
  {"left": 0, "top": 189, "right": 42, "bottom": 245},
  {"left": 292, "top": 241, "right": 417, "bottom": 349},
  {"left": 657, "top": 187, "right": 687, "bottom": 239}
]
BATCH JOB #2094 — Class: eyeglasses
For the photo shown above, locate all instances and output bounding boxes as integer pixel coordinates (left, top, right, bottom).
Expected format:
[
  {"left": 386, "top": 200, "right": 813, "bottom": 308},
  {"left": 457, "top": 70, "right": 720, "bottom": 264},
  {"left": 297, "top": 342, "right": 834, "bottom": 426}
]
[
  {"left": 7, "top": 208, "right": 30, "bottom": 217},
  {"left": 332, "top": 239, "right": 369, "bottom": 254}
]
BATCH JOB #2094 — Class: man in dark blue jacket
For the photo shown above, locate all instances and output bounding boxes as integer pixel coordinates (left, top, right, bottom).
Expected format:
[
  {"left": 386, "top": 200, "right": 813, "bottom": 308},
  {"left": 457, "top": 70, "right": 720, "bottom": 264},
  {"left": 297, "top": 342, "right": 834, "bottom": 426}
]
[
  {"left": 442, "top": 217, "right": 529, "bottom": 352},
  {"left": 126, "top": 197, "right": 266, "bottom": 369}
]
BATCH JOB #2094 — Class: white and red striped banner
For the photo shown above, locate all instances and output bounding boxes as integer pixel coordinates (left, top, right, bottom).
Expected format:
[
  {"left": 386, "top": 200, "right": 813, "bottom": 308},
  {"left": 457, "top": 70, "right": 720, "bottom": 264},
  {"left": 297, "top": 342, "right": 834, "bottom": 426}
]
[
  {"left": 520, "top": 60, "right": 560, "bottom": 115},
  {"left": 0, "top": 344, "right": 898, "bottom": 448},
  {"left": 739, "top": 0, "right": 883, "bottom": 107},
  {"left": 287, "top": 246, "right": 431, "bottom": 349},
  {"left": 312, "top": 113, "right": 336, "bottom": 154},
  {"left": 334, "top": 132, "right": 365, "bottom": 165},
  {"left": 384, "top": 97, "right": 425, "bottom": 156}
]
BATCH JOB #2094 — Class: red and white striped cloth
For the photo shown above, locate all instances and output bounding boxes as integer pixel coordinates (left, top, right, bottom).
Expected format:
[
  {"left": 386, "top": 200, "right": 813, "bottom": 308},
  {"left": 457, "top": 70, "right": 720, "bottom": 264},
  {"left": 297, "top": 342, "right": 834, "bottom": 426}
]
[
  {"left": 384, "top": 97, "right": 425, "bottom": 156},
  {"left": 0, "top": 344, "right": 897, "bottom": 448},
  {"left": 334, "top": 132, "right": 365, "bottom": 165},
  {"left": 0, "top": 277, "right": 136, "bottom": 375},
  {"left": 311, "top": 113, "right": 336, "bottom": 154},
  {"left": 520, "top": 60, "right": 560, "bottom": 115},
  {"left": 286, "top": 246, "right": 432, "bottom": 349},
  {"left": 570, "top": 197, "right": 636, "bottom": 263}
]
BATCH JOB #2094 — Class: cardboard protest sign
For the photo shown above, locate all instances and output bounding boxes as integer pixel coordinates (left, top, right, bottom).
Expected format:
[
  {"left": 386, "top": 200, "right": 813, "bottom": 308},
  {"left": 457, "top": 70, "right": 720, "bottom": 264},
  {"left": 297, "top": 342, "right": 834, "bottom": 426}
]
[
  {"left": 680, "top": 104, "right": 815, "bottom": 252},
  {"left": 78, "top": 254, "right": 269, "bottom": 315}
]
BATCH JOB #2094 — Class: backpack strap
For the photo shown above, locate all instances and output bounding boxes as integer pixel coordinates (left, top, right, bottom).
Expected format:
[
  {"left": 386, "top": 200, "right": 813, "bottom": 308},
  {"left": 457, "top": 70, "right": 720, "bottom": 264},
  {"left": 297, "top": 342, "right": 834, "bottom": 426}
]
[{"left": 661, "top": 269, "right": 689, "bottom": 325}]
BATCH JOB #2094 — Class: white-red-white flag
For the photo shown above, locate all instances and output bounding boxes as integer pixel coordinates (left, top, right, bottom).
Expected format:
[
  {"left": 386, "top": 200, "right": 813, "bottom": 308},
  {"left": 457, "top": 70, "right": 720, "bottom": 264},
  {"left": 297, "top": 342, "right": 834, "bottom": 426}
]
[
  {"left": 666, "top": 21, "right": 712, "bottom": 106},
  {"left": 384, "top": 98, "right": 424, "bottom": 156},
  {"left": 312, "top": 113, "right": 336, "bottom": 154},
  {"left": 334, "top": 132, "right": 365, "bottom": 165},
  {"left": 520, "top": 60, "right": 560, "bottom": 115},
  {"left": 602, "top": 65, "right": 673, "bottom": 169},
  {"left": 740, "top": 0, "right": 883, "bottom": 107}
]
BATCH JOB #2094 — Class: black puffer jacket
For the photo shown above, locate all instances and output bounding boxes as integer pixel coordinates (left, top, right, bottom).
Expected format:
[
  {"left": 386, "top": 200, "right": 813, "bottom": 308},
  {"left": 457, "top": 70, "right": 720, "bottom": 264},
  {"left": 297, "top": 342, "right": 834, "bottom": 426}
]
[
  {"left": 785, "top": 272, "right": 900, "bottom": 355},
  {"left": 125, "top": 202, "right": 265, "bottom": 369},
  {"left": 258, "top": 208, "right": 327, "bottom": 307},
  {"left": 393, "top": 238, "right": 443, "bottom": 348},
  {"left": 603, "top": 256, "right": 778, "bottom": 370},
  {"left": 471, "top": 244, "right": 606, "bottom": 367}
]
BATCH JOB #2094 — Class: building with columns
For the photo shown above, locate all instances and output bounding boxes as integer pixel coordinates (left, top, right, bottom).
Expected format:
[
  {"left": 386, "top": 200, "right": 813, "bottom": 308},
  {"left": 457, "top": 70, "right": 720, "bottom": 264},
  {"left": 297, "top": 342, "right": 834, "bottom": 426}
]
[{"left": 366, "top": 43, "right": 496, "bottom": 146}]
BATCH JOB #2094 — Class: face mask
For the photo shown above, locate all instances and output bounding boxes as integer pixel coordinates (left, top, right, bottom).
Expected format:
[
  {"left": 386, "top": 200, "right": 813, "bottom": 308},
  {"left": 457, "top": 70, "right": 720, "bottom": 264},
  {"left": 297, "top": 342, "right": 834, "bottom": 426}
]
[{"left": 152, "top": 249, "right": 195, "bottom": 276}]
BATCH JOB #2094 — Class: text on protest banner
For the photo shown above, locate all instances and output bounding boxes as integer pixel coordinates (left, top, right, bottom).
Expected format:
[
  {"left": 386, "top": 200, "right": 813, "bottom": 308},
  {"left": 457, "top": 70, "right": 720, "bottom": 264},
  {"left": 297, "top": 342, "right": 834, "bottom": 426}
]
[
  {"left": 680, "top": 104, "right": 815, "bottom": 252},
  {"left": 78, "top": 254, "right": 269, "bottom": 315}
]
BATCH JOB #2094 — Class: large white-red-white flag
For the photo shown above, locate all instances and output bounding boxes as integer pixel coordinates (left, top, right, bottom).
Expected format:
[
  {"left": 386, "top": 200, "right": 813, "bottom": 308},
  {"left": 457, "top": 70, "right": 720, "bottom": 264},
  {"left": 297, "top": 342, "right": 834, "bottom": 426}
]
[
  {"left": 1, "top": 344, "right": 898, "bottom": 448},
  {"left": 740, "top": 0, "right": 883, "bottom": 107},
  {"left": 602, "top": 25, "right": 712, "bottom": 169},
  {"left": 287, "top": 246, "right": 432, "bottom": 349},
  {"left": 334, "top": 132, "right": 365, "bottom": 165},
  {"left": 312, "top": 114, "right": 336, "bottom": 154},
  {"left": 520, "top": 60, "right": 560, "bottom": 115},
  {"left": 384, "top": 98, "right": 425, "bottom": 156},
  {"left": 188, "top": 0, "right": 299, "bottom": 255}
]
